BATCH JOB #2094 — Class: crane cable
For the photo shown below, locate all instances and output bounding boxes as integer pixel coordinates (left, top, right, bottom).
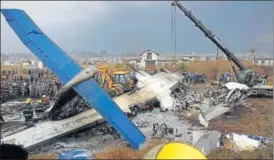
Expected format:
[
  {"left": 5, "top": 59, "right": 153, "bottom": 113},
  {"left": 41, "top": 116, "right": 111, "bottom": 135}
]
[{"left": 171, "top": 4, "right": 177, "bottom": 61}]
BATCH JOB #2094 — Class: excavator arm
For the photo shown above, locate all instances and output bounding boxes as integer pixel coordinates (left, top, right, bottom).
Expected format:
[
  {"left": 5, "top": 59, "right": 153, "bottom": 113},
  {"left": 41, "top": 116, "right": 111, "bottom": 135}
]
[
  {"left": 172, "top": 1, "right": 246, "bottom": 71},
  {"left": 171, "top": 1, "right": 259, "bottom": 87}
]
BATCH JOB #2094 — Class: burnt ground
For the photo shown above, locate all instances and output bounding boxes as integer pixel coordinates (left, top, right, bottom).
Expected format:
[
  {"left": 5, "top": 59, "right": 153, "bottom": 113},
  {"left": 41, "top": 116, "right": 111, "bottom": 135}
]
[
  {"left": 88, "top": 96, "right": 274, "bottom": 159},
  {"left": 28, "top": 85, "right": 273, "bottom": 159},
  {"left": 92, "top": 96, "right": 273, "bottom": 159}
]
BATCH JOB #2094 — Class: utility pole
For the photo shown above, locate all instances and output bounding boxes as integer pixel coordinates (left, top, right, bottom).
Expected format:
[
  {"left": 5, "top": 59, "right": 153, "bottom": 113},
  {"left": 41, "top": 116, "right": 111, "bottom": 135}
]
[
  {"left": 171, "top": 3, "right": 177, "bottom": 61},
  {"left": 216, "top": 47, "right": 219, "bottom": 60},
  {"left": 215, "top": 36, "right": 220, "bottom": 60}
]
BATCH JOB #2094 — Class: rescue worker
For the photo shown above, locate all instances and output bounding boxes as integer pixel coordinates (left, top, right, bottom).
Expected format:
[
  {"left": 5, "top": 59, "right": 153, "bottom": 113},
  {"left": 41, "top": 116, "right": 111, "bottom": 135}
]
[
  {"left": 28, "top": 83, "right": 34, "bottom": 97},
  {"left": 145, "top": 142, "right": 206, "bottom": 159},
  {"left": 226, "top": 72, "right": 231, "bottom": 82},
  {"left": 41, "top": 95, "right": 50, "bottom": 105},
  {"left": 219, "top": 73, "right": 224, "bottom": 83},
  {"left": 23, "top": 98, "right": 33, "bottom": 122},
  {"left": 263, "top": 73, "right": 268, "bottom": 84},
  {"left": 201, "top": 73, "right": 207, "bottom": 83},
  {"left": 34, "top": 100, "right": 45, "bottom": 114}
]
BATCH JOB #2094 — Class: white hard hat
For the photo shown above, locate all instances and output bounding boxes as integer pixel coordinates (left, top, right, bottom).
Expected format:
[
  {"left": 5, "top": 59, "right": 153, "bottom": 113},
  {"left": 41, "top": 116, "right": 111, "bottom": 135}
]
[{"left": 42, "top": 95, "right": 46, "bottom": 98}]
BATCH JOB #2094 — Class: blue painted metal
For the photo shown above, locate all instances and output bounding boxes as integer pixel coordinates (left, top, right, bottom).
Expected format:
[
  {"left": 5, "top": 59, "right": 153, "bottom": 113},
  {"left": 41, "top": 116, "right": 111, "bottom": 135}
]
[
  {"left": 1, "top": 9, "right": 145, "bottom": 150},
  {"left": 57, "top": 149, "right": 92, "bottom": 160}
]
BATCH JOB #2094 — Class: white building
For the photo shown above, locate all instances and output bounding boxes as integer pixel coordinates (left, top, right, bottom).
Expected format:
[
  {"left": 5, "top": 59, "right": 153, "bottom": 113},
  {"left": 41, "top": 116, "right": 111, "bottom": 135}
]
[
  {"left": 140, "top": 50, "right": 159, "bottom": 69},
  {"left": 128, "top": 49, "right": 201, "bottom": 69},
  {"left": 22, "top": 60, "right": 32, "bottom": 67},
  {"left": 2, "top": 60, "right": 15, "bottom": 66},
  {"left": 128, "top": 50, "right": 159, "bottom": 69},
  {"left": 37, "top": 61, "right": 44, "bottom": 69},
  {"left": 253, "top": 57, "right": 273, "bottom": 66}
]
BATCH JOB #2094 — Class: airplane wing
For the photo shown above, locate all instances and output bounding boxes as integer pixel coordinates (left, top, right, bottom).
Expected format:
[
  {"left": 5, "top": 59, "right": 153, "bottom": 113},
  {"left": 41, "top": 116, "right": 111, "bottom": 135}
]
[{"left": 1, "top": 9, "right": 145, "bottom": 150}]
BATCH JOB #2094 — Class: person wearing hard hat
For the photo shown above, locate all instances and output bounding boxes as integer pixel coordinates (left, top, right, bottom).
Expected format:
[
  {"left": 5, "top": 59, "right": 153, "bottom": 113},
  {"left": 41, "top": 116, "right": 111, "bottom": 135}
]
[
  {"left": 23, "top": 98, "right": 33, "bottom": 122},
  {"left": 35, "top": 99, "right": 45, "bottom": 114},
  {"left": 37, "top": 99, "right": 42, "bottom": 104},
  {"left": 41, "top": 95, "right": 49, "bottom": 105},
  {"left": 25, "top": 98, "right": 32, "bottom": 105},
  {"left": 145, "top": 142, "right": 207, "bottom": 159}
]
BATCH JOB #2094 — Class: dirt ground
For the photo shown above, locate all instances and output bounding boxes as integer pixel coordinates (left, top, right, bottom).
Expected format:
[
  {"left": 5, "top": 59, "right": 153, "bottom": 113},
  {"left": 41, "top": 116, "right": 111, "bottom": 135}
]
[{"left": 207, "top": 98, "right": 273, "bottom": 159}]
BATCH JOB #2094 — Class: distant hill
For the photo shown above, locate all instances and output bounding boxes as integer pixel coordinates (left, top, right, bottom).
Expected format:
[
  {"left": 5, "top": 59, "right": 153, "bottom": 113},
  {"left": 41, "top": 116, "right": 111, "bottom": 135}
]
[
  {"left": 68, "top": 52, "right": 100, "bottom": 58},
  {"left": 1, "top": 52, "right": 101, "bottom": 61},
  {"left": 1, "top": 53, "right": 36, "bottom": 60}
]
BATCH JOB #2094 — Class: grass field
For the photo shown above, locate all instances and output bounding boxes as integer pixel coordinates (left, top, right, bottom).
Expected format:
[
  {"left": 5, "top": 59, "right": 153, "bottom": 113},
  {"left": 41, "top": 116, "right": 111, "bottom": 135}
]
[{"left": 184, "top": 60, "right": 272, "bottom": 81}]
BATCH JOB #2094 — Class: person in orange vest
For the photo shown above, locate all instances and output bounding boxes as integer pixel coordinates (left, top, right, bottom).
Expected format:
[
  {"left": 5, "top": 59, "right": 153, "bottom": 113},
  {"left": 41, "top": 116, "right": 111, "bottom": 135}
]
[{"left": 41, "top": 95, "right": 49, "bottom": 105}]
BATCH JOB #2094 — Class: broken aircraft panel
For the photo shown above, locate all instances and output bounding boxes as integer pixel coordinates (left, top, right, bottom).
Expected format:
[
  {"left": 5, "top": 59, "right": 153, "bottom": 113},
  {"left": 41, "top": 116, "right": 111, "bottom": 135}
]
[
  {"left": 120, "top": 71, "right": 186, "bottom": 111},
  {"left": 1, "top": 102, "right": 131, "bottom": 149}
]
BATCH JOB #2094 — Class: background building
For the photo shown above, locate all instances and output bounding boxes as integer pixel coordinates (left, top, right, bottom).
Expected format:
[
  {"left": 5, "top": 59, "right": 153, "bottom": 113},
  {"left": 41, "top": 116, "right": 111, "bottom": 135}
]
[
  {"left": 128, "top": 49, "right": 199, "bottom": 69},
  {"left": 253, "top": 57, "right": 273, "bottom": 66}
]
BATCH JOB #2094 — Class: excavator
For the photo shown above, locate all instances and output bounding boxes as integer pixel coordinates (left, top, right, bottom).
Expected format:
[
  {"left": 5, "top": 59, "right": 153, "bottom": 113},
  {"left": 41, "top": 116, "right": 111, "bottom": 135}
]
[
  {"left": 94, "top": 65, "right": 135, "bottom": 97},
  {"left": 172, "top": 1, "right": 273, "bottom": 97}
]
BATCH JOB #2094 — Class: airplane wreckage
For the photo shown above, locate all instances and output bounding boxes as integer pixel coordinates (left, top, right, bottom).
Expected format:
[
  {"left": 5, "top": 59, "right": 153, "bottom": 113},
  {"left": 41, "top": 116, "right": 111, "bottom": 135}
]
[{"left": 1, "top": 9, "right": 254, "bottom": 151}]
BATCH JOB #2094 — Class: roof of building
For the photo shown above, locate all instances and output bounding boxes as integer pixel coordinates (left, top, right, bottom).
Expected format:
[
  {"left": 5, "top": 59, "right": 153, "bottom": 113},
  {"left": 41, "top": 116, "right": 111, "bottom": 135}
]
[
  {"left": 140, "top": 49, "right": 160, "bottom": 56},
  {"left": 254, "top": 57, "right": 273, "bottom": 61},
  {"left": 158, "top": 59, "right": 180, "bottom": 62},
  {"left": 127, "top": 58, "right": 141, "bottom": 62}
]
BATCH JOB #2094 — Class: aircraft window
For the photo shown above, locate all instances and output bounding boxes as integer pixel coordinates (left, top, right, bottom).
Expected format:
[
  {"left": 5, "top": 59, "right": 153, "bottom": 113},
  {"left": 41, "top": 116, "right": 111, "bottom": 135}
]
[
  {"left": 124, "top": 73, "right": 131, "bottom": 80},
  {"left": 114, "top": 74, "right": 120, "bottom": 84}
]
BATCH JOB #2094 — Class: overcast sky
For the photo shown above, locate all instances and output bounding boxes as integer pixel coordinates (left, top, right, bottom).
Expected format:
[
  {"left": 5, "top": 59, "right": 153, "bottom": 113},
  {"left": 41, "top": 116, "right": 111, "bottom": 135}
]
[{"left": 1, "top": 1, "right": 273, "bottom": 55}]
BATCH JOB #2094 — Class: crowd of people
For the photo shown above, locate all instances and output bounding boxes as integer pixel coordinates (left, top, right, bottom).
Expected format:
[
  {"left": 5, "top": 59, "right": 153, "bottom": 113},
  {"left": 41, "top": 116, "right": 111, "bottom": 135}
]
[
  {"left": 218, "top": 73, "right": 234, "bottom": 83},
  {"left": 219, "top": 72, "right": 268, "bottom": 84},
  {"left": 1, "top": 69, "right": 62, "bottom": 103},
  {"left": 256, "top": 73, "right": 268, "bottom": 85},
  {"left": 182, "top": 72, "right": 207, "bottom": 84}
]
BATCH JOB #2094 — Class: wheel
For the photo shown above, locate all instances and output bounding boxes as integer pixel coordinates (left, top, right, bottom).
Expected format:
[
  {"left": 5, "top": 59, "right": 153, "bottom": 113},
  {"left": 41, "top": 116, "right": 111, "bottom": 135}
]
[
  {"left": 109, "top": 90, "right": 116, "bottom": 97},
  {"left": 148, "top": 105, "right": 153, "bottom": 111},
  {"left": 130, "top": 107, "right": 138, "bottom": 117}
]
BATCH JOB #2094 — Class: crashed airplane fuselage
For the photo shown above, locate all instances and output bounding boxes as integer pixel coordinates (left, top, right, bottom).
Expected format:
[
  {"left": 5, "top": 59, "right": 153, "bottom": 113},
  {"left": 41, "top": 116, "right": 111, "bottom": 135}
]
[{"left": 1, "top": 69, "right": 186, "bottom": 150}]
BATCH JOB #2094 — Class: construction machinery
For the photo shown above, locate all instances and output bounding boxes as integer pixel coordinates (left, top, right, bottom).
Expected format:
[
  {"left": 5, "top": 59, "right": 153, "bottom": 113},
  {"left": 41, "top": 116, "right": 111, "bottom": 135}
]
[
  {"left": 95, "top": 65, "right": 135, "bottom": 97},
  {"left": 172, "top": 1, "right": 273, "bottom": 97}
]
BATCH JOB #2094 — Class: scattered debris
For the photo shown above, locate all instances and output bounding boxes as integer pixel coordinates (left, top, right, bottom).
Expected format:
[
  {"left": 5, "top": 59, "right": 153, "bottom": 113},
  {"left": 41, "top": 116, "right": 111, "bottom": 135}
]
[
  {"left": 177, "top": 84, "right": 251, "bottom": 128},
  {"left": 225, "top": 133, "right": 273, "bottom": 152},
  {"left": 193, "top": 130, "right": 222, "bottom": 155},
  {"left": 192, "top": 130, "right": 273, "bottom": 155},
  {"left": 152, "top": 123, "right": 182, "bottom": 139}
]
